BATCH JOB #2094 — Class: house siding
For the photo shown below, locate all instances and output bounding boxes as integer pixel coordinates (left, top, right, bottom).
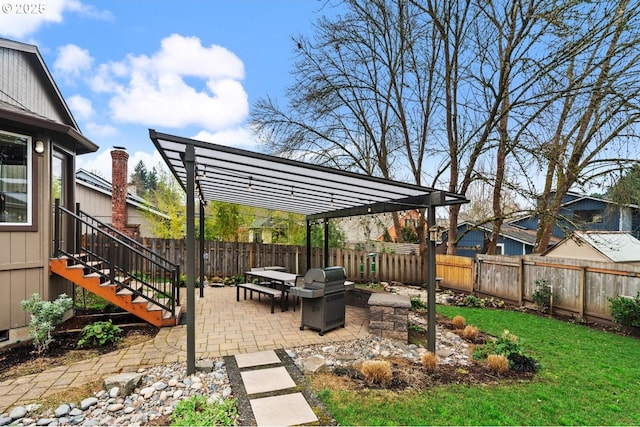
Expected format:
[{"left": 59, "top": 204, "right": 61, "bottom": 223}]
[
  {"left": 0, "top": 140, "right": 48, "bottom": 333},
  {"left": 0, "top": 48, "right": 67, "bottom": 124},
  {"left": 75, "top": 183, "right": 157, "bottom": 237}
]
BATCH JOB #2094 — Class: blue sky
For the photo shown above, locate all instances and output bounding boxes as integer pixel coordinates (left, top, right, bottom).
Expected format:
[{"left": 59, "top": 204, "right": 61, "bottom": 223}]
[{"left": 0, "top": 0, "right": 330, "bottom": 178}]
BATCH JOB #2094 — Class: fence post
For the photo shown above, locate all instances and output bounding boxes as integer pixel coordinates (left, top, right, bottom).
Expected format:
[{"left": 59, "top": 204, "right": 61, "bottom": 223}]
[
  {"left": 518, "top": 257, "right": 525, "bottom": 305},
  {"left": 578, "top": 267, "right": 586, "bottom": 318}
]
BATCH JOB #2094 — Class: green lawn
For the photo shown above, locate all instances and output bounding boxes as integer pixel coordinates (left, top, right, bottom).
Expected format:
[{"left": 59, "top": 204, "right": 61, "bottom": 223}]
[{"left": 316, "top": 306, "right": 640, "bottom": 425}]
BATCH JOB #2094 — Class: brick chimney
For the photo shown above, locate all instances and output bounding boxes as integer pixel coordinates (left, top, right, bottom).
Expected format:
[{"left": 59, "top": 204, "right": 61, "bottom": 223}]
[{"left": 111, "top": 148, "right": 129, "bottom": 234}]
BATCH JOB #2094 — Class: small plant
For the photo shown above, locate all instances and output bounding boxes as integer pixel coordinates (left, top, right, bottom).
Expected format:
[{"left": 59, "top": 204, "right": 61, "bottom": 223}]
[
  {"left": 408, "top": 323, "right": 426, "bottom": 333},
  {"left": 532, "top": 279, "right": 552, "bottom": 313},
  {"left": 463, "top": 295, "right": 485, "bottom": 308},
  {"left": 170, "top": 394, "right": 238, "bottom": 426},
  {"left": 487, "top": 354, "right": 509, "bottom": 373},
  {"left": 509, "top": 353, "right": 539, "bottom": 373},
  {"left": 473, "top": 329, "right": 538, "bottom": 373},
  {"left": 21, "top": 293, "right": 73, "bottom": 354},
  {"left": 410, "top": 297, "right": 427, "bottom": 310},
  {"left": 608, "top": 293, "right": 640, "bottom": 328},
  {"left": 462, "top": 325, "right": 479, "bottom": 341},
  {"left": 421, "top": 351, "right": 438, "bottom": 371},
  {"left": 360, "top": 360, "right": 393, "bottom": 386},
  {"left": 452, "top": 315, "right": 466, "bottom": 329},
  {"left": 77, "top": 320, "right": 122, "bottom": 348}
]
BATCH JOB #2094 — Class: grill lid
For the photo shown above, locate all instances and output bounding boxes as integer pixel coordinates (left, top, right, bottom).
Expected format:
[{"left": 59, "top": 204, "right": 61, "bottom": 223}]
[{"left": 304, "top": 266, "right": 346, "bottom": 285}]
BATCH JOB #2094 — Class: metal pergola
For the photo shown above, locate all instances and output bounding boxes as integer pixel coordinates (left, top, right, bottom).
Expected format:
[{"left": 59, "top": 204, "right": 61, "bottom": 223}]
[{"left": 149, "top": 129, "right": 468, "bottom": 373}]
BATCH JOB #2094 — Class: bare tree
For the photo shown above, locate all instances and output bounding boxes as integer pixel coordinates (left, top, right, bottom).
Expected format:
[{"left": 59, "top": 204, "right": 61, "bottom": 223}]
[
  {"left": 251, "top": 0, "right": 446, "bottom": 242},
  {"left": 251, "top": 0, "right": 640, "bottom": 256},
  {"left": 530, "top": 0, "right": 640, "bottom": 252}
]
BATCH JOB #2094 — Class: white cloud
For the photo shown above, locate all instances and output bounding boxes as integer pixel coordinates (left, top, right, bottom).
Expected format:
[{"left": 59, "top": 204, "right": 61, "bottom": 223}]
[
  {"left": 68, "top": 95, "right": 94, "bottom": 119},
  {"left": 192, "top": 127, "right": 261, "bottom": 149},
  {"left": 92, "top": 34, "right": 248, "bottom": 131},
  {"left": 54, "top": 44, "right": 94, "bottom": 83},
  {"left": 85, "top": 122, "right": 118, "bottom": 138},
  {"left": 0, "top": 0, "right": 110, "bottom": 38}
]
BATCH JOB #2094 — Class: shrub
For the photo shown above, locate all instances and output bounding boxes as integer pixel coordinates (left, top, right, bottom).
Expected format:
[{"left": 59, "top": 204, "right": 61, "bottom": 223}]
[
  {"left": 608, "top": 293, "right": 640, "bottom": 328},
  {"left": 77, "top": 320, "right": 122, "bottom": 348},
  {"left": 360, "top": 360, "right": 393, "bottom": 386},
  {"left": 532, "top": 279, "right": 552, "bottom": 313},
  {"left": 509, "top": 353, "right": 539, "bottom": 373},
  {"left": 171, "top": 394, "right": 237, "bottom": 426},
  {"left": 462, "top": 325, "right": 479, "bottom": 341},
  {"left": 421, "top": 352, "right": 437, "bottom": 371},
  {"left": 463, "top": 295, "right": 485, "bottom": 308},
  {"left": 473, "top": 329, "right": 538, "bottom": 373},
  {"left": 487, "top": 354, "right": 509, "bottom": 373},
  {"left": 21, "top": 293, "right": 73, "bottom": 354},
  {"left": 452, "top": 315, "right": 466, "bottom": 329},
  {"left": 411, "top": 297, "right": 427, "bottom": 310}
]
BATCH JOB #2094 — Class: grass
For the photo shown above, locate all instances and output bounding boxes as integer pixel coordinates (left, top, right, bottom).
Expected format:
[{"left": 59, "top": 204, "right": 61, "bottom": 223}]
[{"left": 314, "top": 305, "right": 640, "bottom": 425}]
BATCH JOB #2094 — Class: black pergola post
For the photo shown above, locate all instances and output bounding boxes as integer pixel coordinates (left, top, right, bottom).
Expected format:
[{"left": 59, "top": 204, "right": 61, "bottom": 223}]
[
  {"left": 426, "top": 203, "right": 437, "bottom": 353},
  {"left": 199, "top": 200, "right": 205, "bottom": 298},
  {"left": 323, "top": 219, "right": 329, "bottom": 267},
  {"left": 184, "top": 145, "right": 196, "bottom": 375},
  {"left": 306, "top": 219, "right": 311, "bottom": 270}
]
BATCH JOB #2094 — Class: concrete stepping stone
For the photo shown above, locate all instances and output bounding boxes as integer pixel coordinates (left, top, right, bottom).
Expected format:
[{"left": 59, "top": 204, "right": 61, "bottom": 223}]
[
  {"left": 235, "top": 350, "right": 281, "bottom": 368},
  {"left": 250, "top": 393, "right": 318, "bottom": 426},
  {"left": 241, "top": 366, "right": 296, "bottom": 395}
]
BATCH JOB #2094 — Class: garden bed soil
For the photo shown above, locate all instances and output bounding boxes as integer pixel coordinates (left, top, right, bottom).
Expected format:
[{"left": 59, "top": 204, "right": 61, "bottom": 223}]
[{"left": 0, "top": 313, "right": 159, "bottom": 381}]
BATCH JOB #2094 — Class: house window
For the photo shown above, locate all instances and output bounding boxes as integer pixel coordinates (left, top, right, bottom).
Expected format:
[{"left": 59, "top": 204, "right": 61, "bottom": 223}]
[
  {"left": 0, "top": 131, "right": 32, "bottom": 226},
  {"left": 573, "top": 209, "right": 603, "bottom": 224}
]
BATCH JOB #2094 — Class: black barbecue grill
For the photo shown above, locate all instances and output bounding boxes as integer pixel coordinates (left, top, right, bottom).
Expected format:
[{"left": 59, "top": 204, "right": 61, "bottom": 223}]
[{"left": 291, "top": 266, "right": 353, "bottom": 335}]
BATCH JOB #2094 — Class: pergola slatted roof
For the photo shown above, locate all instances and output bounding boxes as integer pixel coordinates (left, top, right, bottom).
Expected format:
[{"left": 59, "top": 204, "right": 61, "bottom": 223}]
[
  {"left": 150, "top": 129, "right": 464, "bottom": 367},
  {"left": 149, "top": 130, "right": 468, "bottom": 218}
]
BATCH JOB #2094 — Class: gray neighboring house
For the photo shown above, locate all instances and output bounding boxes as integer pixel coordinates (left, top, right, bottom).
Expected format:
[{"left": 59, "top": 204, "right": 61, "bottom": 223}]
[{"left": 76, "top": 164, "right": 168, "bottom": 238}]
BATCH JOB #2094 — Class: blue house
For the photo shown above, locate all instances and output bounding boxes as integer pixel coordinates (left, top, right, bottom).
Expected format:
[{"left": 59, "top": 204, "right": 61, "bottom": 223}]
[
  {"left": 440, "top": 222, "right": 558, "bottom": 258},
  {"left": 442, "top": 191, "right": 637, "bottom": 258},
  {"left": 511, "top": 191, "right": 640, "bottom": 239}
]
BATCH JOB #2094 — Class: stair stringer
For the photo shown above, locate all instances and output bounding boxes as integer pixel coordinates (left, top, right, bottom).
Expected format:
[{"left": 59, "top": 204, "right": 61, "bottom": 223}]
[{"left": 50, "top": 258, "right": 178, "bottom": 327}]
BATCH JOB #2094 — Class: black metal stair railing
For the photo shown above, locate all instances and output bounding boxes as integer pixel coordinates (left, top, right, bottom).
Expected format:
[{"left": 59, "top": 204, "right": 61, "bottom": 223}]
[{"left": 53, "top": 199, "right": 180, "bottom": 317}]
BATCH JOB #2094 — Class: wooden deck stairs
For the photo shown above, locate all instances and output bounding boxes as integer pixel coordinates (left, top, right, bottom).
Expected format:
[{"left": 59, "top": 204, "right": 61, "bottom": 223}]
[{"left": 50, "top": 256, "right": 180, "bottom": 328}]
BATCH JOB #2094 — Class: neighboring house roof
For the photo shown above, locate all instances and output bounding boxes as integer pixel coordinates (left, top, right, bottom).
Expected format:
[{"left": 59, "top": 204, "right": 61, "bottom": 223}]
[
  {"left": 545, "top": 231, "right": 640, "bottom": 263},
  {"left": 76, "top": 169, "right": 169, "bottom": 219},
  {"left": 560, "top": 191, "right": 640, "bottom": 210},
  {"left": 0, "top": 38, "right": 97, "bottom": 154},
  {"left": 455, "top": 221, "right": 560, "bottom": 247}
]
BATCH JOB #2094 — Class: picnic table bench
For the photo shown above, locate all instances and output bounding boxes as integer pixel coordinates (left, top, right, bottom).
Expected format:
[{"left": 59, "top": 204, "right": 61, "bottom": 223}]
[{"left": 236, "top": 282, "right": 285, "bottom": 313}]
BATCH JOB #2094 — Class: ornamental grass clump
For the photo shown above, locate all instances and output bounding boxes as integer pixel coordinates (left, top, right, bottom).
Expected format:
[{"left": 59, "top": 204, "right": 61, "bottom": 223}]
[
  {"left": 360, "top": 360, "right": 393, "bottom": 386},
  {"left": 462, "top": 325, "right": 479, "bottom": 341},
  {"left": 452, "top": 315, "right": 466, "bottom": 329},
  {"left": 421, "top": 351, "right": 438, "bottom": 372},
  {"left": 487, "top": 354, "right": 509, "bottom": 373}
]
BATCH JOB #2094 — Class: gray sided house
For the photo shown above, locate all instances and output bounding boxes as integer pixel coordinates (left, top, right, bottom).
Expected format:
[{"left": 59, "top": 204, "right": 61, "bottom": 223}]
[
  {"left": 0, "top": 38, "right": 98, "bottom": 345},
  {"left": 76, "top": 165, "right": 169, "bottom": 238}
]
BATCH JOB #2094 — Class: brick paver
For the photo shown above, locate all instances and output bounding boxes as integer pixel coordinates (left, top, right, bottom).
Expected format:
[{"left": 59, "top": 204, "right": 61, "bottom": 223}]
[{"left": 0, "top": 285, "right": 369, "bottom": 413}]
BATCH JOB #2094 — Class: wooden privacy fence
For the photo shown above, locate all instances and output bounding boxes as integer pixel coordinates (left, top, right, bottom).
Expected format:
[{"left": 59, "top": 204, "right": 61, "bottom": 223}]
[
  {"left": 140, "top": 238, "right": 437, "bottom": 285},
  {"left": 476, "top": 254, "right": 640, "bottom": 322}
]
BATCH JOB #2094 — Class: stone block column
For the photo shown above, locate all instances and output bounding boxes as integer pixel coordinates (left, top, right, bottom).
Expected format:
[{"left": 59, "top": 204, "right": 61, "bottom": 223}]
[{"left": 368, "top": 293, "right": 411, "bottom": 342}]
